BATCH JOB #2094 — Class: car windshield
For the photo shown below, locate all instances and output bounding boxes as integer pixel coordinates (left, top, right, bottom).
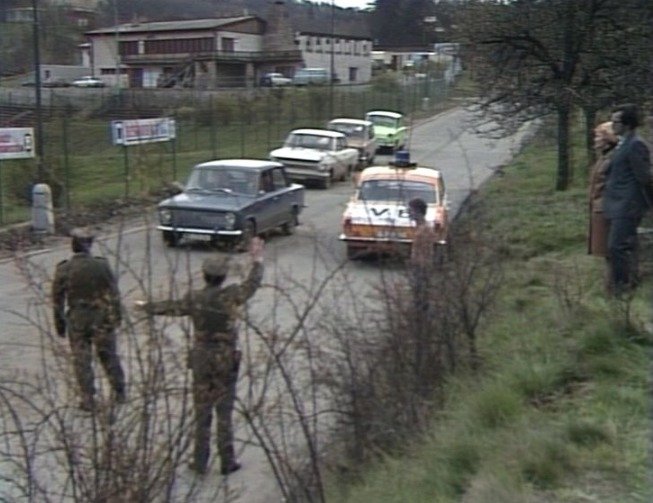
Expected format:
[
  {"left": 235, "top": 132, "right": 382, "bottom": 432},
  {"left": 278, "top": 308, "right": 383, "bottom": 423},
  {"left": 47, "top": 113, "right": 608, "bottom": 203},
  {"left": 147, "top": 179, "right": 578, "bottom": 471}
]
[
  {"left": 329, "top": 123, "right": 365, "bottom": 138},
  {"left": 186, "top": 167, "right": 258, "bottom": 195},
  {"left": 367, "top": 115, "right": 398, "bottom": 128},
  {"left": 285, "top": 133, "right": 332, "bottom": 150},
  {"left": 359, "top": 179, "right": 438, "bottom": 204}
]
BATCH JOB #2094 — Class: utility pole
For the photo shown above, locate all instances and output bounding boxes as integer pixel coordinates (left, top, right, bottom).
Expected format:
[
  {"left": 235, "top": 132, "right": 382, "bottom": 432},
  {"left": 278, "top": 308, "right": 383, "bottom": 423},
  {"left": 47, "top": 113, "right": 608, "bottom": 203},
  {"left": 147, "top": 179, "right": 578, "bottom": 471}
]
[
  {"left": 32, "top": 0, "right": 44, "bottom": 180},
  {"left": 329, "top": 0, "right": 335, "bottom": 118},
  {"left": 114, "top": 0, "right": 121, "bottom": 89}
]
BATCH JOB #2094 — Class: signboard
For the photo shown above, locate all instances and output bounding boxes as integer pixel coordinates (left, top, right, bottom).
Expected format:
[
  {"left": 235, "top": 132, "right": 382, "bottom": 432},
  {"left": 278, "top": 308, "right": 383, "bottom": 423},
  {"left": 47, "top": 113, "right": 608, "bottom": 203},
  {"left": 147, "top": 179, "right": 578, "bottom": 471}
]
[
  {"left": 0, "top": 128, "right": 35, "bottom": 160},
  {"left": 111, "top": 118, "right": 176, "bottom": 146}
]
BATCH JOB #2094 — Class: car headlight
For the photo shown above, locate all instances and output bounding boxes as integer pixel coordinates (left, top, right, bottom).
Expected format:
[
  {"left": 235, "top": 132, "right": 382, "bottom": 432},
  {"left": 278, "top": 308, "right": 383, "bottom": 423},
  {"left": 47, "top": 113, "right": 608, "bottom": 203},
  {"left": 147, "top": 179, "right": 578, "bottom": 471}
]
[
  {"left": 159, "top": 208, "right": 172, "bottom": 225},
  {"left": 224, "top": 212, "right": 236, "bottom": 230},
  {"left": 318, "top": 158, "right": 334, "bottom": 171}
]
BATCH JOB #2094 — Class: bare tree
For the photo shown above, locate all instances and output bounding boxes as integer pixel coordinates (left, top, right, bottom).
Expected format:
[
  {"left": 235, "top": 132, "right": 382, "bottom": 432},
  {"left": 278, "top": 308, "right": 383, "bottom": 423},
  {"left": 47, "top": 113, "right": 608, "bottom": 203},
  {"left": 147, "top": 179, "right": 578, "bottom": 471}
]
[{"left": 456, "top": 0, "right": 652, "bottom": 189}]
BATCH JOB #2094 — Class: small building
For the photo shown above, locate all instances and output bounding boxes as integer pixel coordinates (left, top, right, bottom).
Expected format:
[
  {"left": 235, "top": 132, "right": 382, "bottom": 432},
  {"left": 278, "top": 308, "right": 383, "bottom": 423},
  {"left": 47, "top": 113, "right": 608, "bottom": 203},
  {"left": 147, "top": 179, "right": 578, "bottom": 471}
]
[{"left": 81, "top": 1, "right": 372, "bottom": 89}]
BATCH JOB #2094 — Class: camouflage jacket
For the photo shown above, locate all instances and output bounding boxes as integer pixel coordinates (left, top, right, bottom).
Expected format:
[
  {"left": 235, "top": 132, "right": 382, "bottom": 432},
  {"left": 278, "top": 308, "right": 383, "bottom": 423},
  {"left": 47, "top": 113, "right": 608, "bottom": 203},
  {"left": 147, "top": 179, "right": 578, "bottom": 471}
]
[
  {"left": 52, "top": 252, "right": 122, "bottom": 329},
  {"left": 143, "top": 262, "right": 263, "bottom": 347}
]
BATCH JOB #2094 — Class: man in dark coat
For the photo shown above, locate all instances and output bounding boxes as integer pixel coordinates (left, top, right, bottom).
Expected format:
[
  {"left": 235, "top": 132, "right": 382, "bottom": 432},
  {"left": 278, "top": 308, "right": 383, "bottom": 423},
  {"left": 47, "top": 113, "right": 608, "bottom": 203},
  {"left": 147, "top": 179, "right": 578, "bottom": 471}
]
[
  {"left": 52, "top": 228, "right": 126, "bottom": 411},
  {"left": 603, "top": 104, "right": 652, "bottom": 295},
  {"left": 135, "top": 237, "right": 264, "bottom": 476}
]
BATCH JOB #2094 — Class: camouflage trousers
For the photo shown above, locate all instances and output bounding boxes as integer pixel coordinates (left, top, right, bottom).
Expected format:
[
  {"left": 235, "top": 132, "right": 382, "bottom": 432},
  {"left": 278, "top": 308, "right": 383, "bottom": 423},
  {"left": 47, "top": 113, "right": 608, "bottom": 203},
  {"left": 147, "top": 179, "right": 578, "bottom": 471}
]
[
  {"left": 190, "top": 345, "right": 240, "bottom": 472},
  {"left": 67, "top": 306, "right": 125, "bottom": 403}
]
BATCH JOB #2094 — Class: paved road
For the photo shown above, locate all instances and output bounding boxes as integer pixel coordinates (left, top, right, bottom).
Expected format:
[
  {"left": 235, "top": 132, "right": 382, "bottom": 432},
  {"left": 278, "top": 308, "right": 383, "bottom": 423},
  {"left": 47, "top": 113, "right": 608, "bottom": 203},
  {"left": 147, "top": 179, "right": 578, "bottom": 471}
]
[{"left": 0, "top": 108, "right": 535, "bottom": 501}]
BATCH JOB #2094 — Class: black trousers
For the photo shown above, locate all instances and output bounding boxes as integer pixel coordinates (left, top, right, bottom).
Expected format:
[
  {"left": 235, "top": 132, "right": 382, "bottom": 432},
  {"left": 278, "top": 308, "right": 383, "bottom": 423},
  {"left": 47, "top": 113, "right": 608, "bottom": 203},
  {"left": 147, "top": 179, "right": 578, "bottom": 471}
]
[{"left": 607, "top": 217, "right": 640, "bottom": 293}]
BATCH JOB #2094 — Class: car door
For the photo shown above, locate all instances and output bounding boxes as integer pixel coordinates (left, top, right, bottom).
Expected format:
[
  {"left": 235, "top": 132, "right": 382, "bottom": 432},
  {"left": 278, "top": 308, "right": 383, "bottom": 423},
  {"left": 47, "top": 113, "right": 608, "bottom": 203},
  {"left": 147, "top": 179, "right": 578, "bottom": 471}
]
[
  {"left": 254, "top": 169, "right": 278, "bottom": 231},
  {"left": 270, "top": 166, "right": 293, "bottom": 226},
  {"left": 334, "top": 137, "right": 349, "bottom": 179}
]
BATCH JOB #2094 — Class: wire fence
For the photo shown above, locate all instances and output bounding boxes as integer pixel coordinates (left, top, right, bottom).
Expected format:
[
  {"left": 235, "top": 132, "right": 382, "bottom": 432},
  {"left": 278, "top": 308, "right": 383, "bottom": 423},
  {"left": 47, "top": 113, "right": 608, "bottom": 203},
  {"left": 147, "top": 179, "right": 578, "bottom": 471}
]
[{"left": 0, "top": 75, "right": 455, "bottom": 225}]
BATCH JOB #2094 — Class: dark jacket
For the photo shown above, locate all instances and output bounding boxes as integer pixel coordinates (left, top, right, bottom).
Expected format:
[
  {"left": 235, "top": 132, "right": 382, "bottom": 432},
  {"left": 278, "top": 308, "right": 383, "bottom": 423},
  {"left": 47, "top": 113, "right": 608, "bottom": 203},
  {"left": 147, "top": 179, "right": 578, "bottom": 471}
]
[
  {"left": 143, "top": 262, "right": 263, "bottom": 347},
  {"left": 603, "top": 132, "right": 651, "bottom": 219},
  {"left": 52, "top": 252, "right": 122, "bottom": 333}
]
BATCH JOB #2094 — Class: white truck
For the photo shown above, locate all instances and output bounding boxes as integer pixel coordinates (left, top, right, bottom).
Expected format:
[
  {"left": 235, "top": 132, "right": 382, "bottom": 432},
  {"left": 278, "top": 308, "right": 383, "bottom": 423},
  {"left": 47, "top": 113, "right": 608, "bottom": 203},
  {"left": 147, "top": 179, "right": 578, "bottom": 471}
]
[{"left": 269, "top": 129, "right": 359, "bottom": 189}]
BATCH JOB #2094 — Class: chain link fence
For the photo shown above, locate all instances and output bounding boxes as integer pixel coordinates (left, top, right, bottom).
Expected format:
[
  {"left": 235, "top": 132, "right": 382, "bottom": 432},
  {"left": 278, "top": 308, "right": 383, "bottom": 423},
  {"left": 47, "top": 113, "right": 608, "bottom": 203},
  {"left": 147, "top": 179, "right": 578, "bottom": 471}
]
[{"left": 0, "top": 75, "right": 454, "bottom": 225}]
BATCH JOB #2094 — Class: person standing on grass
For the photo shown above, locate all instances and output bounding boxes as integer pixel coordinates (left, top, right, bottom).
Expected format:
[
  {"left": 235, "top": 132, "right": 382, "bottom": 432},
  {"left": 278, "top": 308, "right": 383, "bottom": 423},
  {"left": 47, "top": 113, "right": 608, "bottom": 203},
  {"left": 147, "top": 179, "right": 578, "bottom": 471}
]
[
  {"left": 52, "top": 228, "right": 126, "bottom": 411},
  {"left": 603, "top": 104, "right": 652, "bottom": 296},
  {"left": 588, "top": 121, "right": 619, "bottom": 291},
  {"left": 135, "top": 237, "right": 265, "bottom": 476}
]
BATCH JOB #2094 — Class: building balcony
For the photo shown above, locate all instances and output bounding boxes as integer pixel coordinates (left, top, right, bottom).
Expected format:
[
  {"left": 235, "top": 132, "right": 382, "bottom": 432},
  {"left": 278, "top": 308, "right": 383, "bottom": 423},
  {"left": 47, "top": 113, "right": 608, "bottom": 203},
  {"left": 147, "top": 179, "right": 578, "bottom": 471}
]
[{"left": 121, "top": 50, "right": 303, "bottom": 65}]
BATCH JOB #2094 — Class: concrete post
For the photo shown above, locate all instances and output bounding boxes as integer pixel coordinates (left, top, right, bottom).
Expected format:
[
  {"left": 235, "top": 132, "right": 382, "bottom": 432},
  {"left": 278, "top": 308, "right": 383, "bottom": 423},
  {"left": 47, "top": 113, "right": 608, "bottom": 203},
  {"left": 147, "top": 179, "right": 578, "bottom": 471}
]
[{"left": 31, "top": 183, "right": 54, "bottom": 234}]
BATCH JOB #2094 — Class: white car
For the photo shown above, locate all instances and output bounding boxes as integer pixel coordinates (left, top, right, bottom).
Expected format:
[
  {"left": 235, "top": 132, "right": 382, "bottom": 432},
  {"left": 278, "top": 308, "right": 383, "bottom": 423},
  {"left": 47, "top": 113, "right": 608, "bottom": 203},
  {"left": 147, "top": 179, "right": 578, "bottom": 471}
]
[
  {"left": 72, "top": 76, "right": 106, "bottom": 88},
  {"left": 270, "top": 129, "right": 359, "bottom": 189},
  {"left": 261, "top": 72, "right": 292, "bottom": 87}
]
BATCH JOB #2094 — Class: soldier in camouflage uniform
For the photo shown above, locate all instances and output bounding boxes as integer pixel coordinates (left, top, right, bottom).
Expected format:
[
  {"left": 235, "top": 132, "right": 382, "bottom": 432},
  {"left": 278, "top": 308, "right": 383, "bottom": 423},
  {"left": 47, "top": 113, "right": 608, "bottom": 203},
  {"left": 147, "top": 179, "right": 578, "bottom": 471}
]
[
  {"left": 135, "top": 237, "right": 265, "bottom": 476},
  {"left": 52, "top": 228, "right": 126, "bottom": 411}
]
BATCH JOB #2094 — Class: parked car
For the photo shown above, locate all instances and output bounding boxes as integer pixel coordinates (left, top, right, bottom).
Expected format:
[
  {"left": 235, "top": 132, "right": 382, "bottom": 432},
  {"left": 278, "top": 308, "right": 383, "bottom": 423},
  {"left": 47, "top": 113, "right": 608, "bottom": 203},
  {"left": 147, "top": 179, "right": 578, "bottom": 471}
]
[
  {"left": 156, "top": 159, "right": 305, "bottom": 248},
  {"left": 365, "top": 110, "right": 408, "bottom": 152},
  {"left": 72, "top": 76, "right": 106, "bottom": 88},
  {"left": 339, "top": 152, "right": 449, "bottom": 259},
  {"left": 260, "top": 72, "right": 292, "bottom": 87},
  {"left": 42, "top": 78, "right": 71, "bottom": 88},
  {"left": 326, "top": 118, "right": 377, "bottom": 167},
  {"left": 292, "top": 68, "right": 330, "bottom": 86},
  {"left": 269, "top": 129, "right": 359, "bottom": 189}
]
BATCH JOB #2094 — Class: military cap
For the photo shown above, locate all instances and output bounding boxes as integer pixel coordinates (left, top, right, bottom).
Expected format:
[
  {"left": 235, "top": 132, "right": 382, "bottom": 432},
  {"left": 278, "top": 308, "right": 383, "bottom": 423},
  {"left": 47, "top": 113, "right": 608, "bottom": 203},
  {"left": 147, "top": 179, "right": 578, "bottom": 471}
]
[
  {"left": 202, "top": 256, "right": 229, "bottom": 277},
  {"left": 70, "top": 227, "right": 95, "bottom": 241}
]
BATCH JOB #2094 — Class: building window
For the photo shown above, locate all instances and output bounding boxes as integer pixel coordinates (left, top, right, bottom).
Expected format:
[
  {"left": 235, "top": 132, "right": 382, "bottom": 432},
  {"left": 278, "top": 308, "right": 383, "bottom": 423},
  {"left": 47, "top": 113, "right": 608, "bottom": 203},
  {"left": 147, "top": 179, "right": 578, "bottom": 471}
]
[
  {"left": 349, "top": 67, "right": 358, "bottom": 82},
  {"left": 221, "top": 37, "right": 235, "bottom": 52}
]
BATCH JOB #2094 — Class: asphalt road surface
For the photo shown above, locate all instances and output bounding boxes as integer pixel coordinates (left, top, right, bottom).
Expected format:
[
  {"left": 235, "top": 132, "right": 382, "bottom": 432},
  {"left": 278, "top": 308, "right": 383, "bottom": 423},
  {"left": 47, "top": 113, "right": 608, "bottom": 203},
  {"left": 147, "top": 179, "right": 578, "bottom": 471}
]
[{"left": 0, "top": 107, "right": 535, "bottom": 502}]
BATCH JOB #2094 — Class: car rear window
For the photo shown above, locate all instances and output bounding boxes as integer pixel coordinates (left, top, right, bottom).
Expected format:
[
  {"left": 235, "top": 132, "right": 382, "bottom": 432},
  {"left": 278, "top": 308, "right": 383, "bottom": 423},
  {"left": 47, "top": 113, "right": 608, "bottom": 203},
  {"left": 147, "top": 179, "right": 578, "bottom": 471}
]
[
  {"left": 187, "top": 167, "right": 258, "bottom": 195},
  {"left": 359, "top": 180, "right": 437, "bottom": 204}
]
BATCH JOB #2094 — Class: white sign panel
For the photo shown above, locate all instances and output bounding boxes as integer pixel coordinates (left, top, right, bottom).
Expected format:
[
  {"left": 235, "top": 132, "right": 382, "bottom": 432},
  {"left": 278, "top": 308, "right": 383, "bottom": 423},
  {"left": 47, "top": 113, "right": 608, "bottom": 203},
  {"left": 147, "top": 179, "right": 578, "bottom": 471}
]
[
  {"left": 0, "top": 128, "right": 35, "bottom": 160},
  {"left": 111, "top": 118, "right": 176, "bottom": 146}
]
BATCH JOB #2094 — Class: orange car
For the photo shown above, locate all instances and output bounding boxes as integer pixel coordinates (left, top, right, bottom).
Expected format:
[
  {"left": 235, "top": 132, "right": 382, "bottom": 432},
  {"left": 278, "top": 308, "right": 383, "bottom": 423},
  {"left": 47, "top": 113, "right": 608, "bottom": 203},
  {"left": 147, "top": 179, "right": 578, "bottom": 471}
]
[{"left": 339, "top": 155, "right": 449, "bottom": 259}]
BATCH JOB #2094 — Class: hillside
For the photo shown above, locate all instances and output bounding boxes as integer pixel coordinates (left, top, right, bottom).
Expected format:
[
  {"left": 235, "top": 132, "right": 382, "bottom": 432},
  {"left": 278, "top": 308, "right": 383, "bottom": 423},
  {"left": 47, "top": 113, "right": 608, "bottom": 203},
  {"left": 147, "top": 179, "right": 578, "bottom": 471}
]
[{"left": 332, "top": 121, "right": 652, "bottom": 502}]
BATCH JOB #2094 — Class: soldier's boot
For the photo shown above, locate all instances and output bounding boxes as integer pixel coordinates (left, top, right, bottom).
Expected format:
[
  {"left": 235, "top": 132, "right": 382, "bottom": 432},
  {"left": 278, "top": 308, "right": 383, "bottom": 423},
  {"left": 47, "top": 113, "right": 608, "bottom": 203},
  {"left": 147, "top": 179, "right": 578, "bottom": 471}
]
[
  {"left": 78, "top": 394, "right": 95, "bottom": 412},
  {"left": 219, "top": 445, "right": 241, "bottom": 475}
]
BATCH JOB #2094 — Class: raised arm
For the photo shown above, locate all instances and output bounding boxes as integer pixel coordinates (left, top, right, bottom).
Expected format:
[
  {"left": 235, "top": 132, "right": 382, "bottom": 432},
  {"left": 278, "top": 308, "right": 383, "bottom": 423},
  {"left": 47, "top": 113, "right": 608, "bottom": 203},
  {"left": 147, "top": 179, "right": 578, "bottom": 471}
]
[{"left": 232, "top": 237, "right": 265, "bottom": 304}]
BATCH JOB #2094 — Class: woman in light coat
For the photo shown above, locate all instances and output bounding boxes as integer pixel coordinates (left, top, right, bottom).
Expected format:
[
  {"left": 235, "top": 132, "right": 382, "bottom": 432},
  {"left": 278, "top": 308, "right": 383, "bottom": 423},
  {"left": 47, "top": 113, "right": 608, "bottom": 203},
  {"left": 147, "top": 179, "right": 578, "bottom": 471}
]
[{"left": 588, "top": 121, "right": 619, "bottom": 256}]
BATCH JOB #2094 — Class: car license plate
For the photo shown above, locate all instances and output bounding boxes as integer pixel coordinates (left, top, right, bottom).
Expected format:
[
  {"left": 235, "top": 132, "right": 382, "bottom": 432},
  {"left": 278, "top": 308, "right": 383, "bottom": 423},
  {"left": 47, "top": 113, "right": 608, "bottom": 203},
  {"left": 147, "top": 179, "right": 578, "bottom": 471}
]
[{"left": 376, "top": 229, "right": 401, "bottom": 239}]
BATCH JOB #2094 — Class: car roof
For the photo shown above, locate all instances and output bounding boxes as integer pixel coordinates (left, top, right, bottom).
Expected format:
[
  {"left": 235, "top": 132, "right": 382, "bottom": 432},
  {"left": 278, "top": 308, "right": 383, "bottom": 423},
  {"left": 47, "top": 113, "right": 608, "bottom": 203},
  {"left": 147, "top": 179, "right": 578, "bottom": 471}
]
[
  {"left": 359, "top": 165, "right": 443, "bottom": 184},
  {"left": 290, "top": 128, "right": 346, "bottom": 138},
  {"left": 195, "top": 159, "right": 283, "bottom": 171},
  {"left": 329, "top": 118, "right": 373, "bottom": 126},
  {"left": 366, "top": 111, "right": 403, "bottom": 119}
]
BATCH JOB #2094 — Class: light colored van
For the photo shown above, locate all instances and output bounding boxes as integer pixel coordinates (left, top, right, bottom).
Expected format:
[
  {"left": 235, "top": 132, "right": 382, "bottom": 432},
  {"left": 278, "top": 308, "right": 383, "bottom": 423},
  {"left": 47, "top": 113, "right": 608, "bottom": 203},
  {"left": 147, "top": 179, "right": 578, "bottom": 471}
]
[{"left": 293, "top": 68, "right": 330, "bottom": 86}]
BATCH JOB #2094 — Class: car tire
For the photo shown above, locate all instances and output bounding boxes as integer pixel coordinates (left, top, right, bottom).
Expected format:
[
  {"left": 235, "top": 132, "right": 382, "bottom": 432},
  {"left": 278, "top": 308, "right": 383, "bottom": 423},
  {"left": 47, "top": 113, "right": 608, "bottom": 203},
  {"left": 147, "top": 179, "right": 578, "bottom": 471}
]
[
  {"left": 237, "top": 220, "right": 257, "bottom": 252},
  {"left": 162, "top": 231, "right": 181, "bottom": 247},
  {"left": 281, "top": 207, "right": 299, "bottom": 235},
  {"left": 320, "top": 172, "right": 333, "bottom": 190},
  {"left": 346, "top": 245, "right": 362, "bottom": 260}
]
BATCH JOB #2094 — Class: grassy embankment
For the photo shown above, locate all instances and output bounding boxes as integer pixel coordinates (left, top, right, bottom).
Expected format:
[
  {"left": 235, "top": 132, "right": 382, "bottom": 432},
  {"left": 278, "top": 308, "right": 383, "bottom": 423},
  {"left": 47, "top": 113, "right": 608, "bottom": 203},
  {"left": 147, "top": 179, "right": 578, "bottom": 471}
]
[{"left": 331, "top": 120, "right": 652, "bottom": 502}]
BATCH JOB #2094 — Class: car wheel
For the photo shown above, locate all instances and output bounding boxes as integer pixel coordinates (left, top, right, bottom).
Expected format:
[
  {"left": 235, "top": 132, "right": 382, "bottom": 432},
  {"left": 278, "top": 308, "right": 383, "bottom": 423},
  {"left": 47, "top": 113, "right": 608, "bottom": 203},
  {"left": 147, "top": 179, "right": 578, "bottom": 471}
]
[
  {"left": 281, "top": 207, "right": 299, "bottom": 235},
  {"left": 237, "top": 220, "right": 257, "bottom": 252},
  {"left": 162, "top": 231, "right": 181, "bottom": 247},
  {"left": 346, "top": 245, "right": 362, "bottom": 260},
  {"left": 320, "top": 172, "right": 333, "bottom": 190}
]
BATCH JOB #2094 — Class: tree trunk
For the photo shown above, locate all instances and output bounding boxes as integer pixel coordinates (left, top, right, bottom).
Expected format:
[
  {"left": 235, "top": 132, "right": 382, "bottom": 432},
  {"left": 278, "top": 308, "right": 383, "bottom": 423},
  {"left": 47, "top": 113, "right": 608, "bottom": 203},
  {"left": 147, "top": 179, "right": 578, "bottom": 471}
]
[
  {"left": 556, "top": 98, "right": 571, "bottom": 191},
  {"left": 584, "top": 107, "right": 597, "bottom": 170}
]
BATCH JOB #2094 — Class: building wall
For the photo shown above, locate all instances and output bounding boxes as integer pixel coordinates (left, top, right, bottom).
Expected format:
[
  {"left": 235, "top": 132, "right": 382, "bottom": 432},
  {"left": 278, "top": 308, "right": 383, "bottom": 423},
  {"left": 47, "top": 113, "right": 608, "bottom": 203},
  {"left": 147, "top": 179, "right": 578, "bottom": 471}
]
[{"left": 296, "top": 34, "right": 372, "bottom": 83}]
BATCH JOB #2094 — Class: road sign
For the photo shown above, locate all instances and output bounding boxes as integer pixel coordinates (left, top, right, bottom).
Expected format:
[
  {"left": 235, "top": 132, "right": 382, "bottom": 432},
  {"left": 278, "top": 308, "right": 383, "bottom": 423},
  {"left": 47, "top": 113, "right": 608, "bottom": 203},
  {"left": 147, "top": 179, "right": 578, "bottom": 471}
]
[
  {"left": 111, "top": 118, "right": 176, "bottom": 146},
  {"left": 0, "top": 128, "right": 35, "bottom": 160}
]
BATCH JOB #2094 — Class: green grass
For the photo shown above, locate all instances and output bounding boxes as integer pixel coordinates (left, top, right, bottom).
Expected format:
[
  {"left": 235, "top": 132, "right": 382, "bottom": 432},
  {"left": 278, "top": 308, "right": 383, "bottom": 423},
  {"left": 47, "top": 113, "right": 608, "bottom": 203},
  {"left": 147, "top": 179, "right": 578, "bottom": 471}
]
[
  {"left": 0, "top": 75, "right": 471, "bottom": 223},
  {"left": 331, "top": 121, "right": 652, "bottom": 502}
]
